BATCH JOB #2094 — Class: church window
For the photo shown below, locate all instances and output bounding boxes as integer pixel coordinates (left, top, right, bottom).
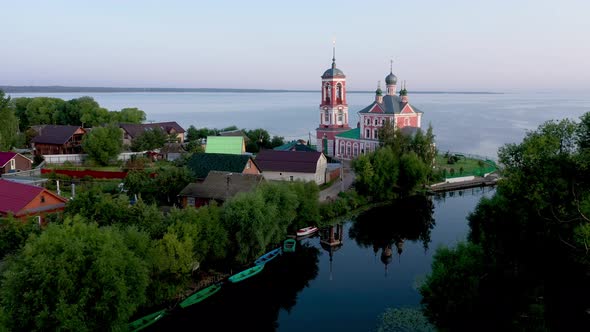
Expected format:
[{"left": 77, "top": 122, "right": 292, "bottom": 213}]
[
  {"left": 337, "top": 110, "right": 343, "bottom": 122},
  {"left": 353, "top": 144, "right": 358, "bottom": 156},
  {"left": 374, "top": 119, "right": 378, "bottom": 126},
  {"left": 347, "top": 146, "right": 351, "bottom": 155},
  {"left": 366, "top": 129, "right": 370, "bottom": 138},
  {"left": 324, "top": 110, "right": 330, "bottom": 122},
  {"left": 373, "top": 129, "right": 378, "bottom": 139},
  {"left": 366, "top": 118, "right": 370, "bottom": 125},
  {"left": 336, "top": 84, "right": 342, "bottom": 100},
  {"left": 340, "top": 143, "right": 345, "bottom": 155},
  {"left": 381, "top": 119, "right": 385, "bottom": 125},
  {"left": 325, "top": 84, "right": 331, "bottom": 102}
]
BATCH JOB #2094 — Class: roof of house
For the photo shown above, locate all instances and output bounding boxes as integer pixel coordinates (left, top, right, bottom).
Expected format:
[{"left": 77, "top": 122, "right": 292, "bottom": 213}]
[
  {"left": 358, "top": 95, "right": 423, "bottom": 115},
  {"left": 186, "top": 153, "right": 256, "bottom": 179},
  {"left": 219, "top": 129, "right": 250, "bottom": 142},
  {"left": 254, "top": 150, "right": 323, "bottom": 173},
  {"left": 0, "top": 152, "right": 17, "bottom": 168},
  {"left": 205, "top": 136, "right": 244, "bottom": 155},
  {"left": 335, "top": 127, "right": 361, "bottom": 139},
  {"left": 273, "top": 141, "right": 318, "bottom": 152},
  {"left": 31, "top": 125, "right": 84, "bottom": 145},
  {"left": 120, "top": 122, "right": 185, "bottom": 139},
  {"left": 0, "top": 179, "right": 66, "bottom": 215},
  {"left": 179, "top": 171, "right": 263, "bottom": 200}
]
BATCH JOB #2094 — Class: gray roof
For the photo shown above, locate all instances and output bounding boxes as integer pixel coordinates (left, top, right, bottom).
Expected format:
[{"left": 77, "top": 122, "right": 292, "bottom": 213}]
[
  {"left": 255, "top": 150, "right": 323, "bottom": 173},
  {"left": 31, "top": 125, "right": 84, "bottom": 145},
  {"left": 357, "top": 95, "right": 423, "bottom": 115},
  {"left": 120, "top": 122, "right": 185, "bottom": 139},
  {"left": 179, "top": 171, "right": 263, "bottom": 200}
]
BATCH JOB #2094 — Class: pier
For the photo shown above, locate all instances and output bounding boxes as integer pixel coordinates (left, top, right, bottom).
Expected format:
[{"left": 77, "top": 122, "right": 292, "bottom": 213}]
[{"left": 428, "top": 173, "right": 500, "bottom": 193}]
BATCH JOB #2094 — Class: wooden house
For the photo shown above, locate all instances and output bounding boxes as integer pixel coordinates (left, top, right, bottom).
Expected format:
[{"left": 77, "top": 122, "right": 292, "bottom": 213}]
[
  {"left": 0, "top": 152, "right": 33, "bottom": 174},
  {"left": 179, "top": 171, "right": 264, "bottom": 208},
  {"left": 0, "top": 179, "right": 68, "bottom": 222},
  {"left": 31, "top": 125, "right": 86, "bottom": 155}
]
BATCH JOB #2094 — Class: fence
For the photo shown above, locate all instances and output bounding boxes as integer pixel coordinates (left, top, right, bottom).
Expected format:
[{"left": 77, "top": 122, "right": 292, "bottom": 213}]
[
  {"left": 42, "top": 152, "right": 146, "bottom": 165},
  {"left": 41, "top": 169, "right": 128, "bottom": 179}
]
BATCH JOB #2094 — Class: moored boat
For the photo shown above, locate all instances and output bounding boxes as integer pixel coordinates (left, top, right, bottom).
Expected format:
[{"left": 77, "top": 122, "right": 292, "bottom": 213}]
[
  {"left": 228, "top": 264, "right": 265, "bottom": 283},
  {"left": 178, "top": 282, "right": 223, "bottom": 309},
  {"left": 297, "top": 226, "right": 318, "bottom": 237},
  {"left": 254, "top": 247, "right": 282, "bottom": 266},
  {"left": 283, "top": 238, "right": 296, "bottom": 253},
  {"left": 128, "top": 309, "right": 167, "bottom": 332}
]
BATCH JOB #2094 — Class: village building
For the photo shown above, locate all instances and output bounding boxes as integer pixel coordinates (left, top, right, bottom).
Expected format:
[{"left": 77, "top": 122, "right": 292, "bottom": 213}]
[
  {"left": 31, "top": 125, "right": 86, "bottom": 155},
  {"left": 315, "top": 51, "right": 424, "bottom": 160},
  {"left": 0, "top": 152, "right": 33, "bottom": 174},
  {"left": 205, "top": 136, "right": 246, "bottom": 155},
  {"left": 120, "top": 122, "right": 185, "bottom": 146},
  {"left": 186, "top": 153, "right": 260, "bottom": 180},
  {"left": 254, "top": 150, "right": 327, "bottom": 185},
  {"left": 179, "top": 171, "right": 264, "bottom": 208},
  {"left": 0, "top": 179, "right": 68, "bottom": 222}
]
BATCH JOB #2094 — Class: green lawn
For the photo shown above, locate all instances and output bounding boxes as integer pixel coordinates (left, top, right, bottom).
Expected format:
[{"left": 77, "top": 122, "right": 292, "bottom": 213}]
[{"left": 435, "top": 154, "right": 497, "bottom": 178}]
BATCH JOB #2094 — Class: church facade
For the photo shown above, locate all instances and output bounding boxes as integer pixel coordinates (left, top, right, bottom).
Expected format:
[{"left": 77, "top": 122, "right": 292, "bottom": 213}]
[{"left": 316, "top": 53, "right": 424, "bottom": 160}]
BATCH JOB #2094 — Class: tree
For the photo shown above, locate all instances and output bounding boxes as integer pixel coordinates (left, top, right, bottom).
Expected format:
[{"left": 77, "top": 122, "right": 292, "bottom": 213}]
[
  {"left": 0, "top": 218, "right": 149, "bottom": 331},
  {"left": 245, "top": 128, "right": 271, "bottom": 153},
  {"left": 130, "top": 127, "right": 167, "bottom": 152},
  {"left": 0, "top": 215, "right": 41, "bottom": 259},
  {"left": 81, "top": 125, "right": 123, "bottom": 165},
  {"left": 112, "top": 107, "right": 146, "bottom": 124},
  {"left": 0, "top": 91, "right": 20, "bottom": 151}
]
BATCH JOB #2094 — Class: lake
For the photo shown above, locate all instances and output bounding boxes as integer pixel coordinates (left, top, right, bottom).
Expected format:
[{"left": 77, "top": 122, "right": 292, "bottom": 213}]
[{"left": 8, "top": 91, "right": 590, "bottom": 159}]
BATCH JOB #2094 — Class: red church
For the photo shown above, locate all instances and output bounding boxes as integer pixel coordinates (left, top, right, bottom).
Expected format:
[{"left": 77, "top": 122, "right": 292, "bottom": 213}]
[{"left": 316, "top": 52, "right": 423, "bottom": 160}]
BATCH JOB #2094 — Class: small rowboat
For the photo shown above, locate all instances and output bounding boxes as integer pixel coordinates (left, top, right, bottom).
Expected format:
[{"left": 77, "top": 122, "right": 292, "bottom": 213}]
[
  {"left": 178, "top": 283, "right": 222, "bottom": 309},
  {"left": 297, "top": 226, "right": 318, "bottom": 237},
  {"left": 254, "top": 247, "right": 282, "bottom": 266},
  {"left": 228, "top": 264, "right": 265, "bottom": 283},
  {"left": 128, "top": 309, "right": 167, "bottom": 332},
  {"left": 283, "top": 238, "right": 296, "bottom": 253}
]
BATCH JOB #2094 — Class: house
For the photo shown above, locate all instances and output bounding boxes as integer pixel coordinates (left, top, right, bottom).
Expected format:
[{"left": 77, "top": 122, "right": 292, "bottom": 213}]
[
  {"left": 160, "top": 142, "right": 186, "bottom": 161},
  {"left": 120, "top": 122, "right": 186, "bottom": 146},
  {"left": 179, "top": 171, "right": 264, "bottom": 208},
  {"left": 0, "top": 152, "right": 33, "bottom": 174},
  {"left": 254, "top": 150, "right": 327, "bottom": 185},
  {"left": 186, "top": 153, "right": 261, "bottom": 180},
  {"left": 31, "top": 125, "right": 86, "bottom": 155},
  {"left": 0, "top": 179, "right": 68, "bottom": 222},
  {"left": 205, "top": 136, "right": 246, "bottom": 155}
]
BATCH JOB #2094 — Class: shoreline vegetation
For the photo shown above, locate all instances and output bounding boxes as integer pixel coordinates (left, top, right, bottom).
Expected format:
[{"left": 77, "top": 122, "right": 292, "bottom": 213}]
[{"left": 1, "top": 85, "right": 503, "bottom": 95}]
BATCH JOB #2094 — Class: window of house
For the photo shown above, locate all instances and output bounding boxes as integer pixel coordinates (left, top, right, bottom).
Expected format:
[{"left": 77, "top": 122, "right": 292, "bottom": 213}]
[
  {"left": 10, "top": 159, "right": 15, "bottom": 170},
  {"left": 340, "top": 144, "right": 345, "bottom": 154},
  {"left": 373, "top": 129, "right": 378, "bottom": 139},
  {"left": 366, "top": 129, "right": 370, "bottom": 138},
  {"left": 246, "top": 161, "right": 251, "bottom": 169},
  {"left": 353, "top": 145, "right": 358, "bottom": 156},
  {"left": 187, "top": 197, "right": 195, "bottom": 207},
  {"left": 366, "top": 118, "right": 370, "bottom": 125},
  {"left": 381, "top": 119, "right": 385, "bottom": 125},
  {"left": 374, "top": 119, "right": 378, "bottom": 126},
  {"left": 347, "top": 146, "right": 351, "bottom": 155},
  {"left": 404, "top": 117, "right": 410, "bottom": 126},
  {"left": 290, "top": 176, "right": 294, "bottom": 181},
  {"left": 40, "top": 196, "right": 45, "bottom": 203}
]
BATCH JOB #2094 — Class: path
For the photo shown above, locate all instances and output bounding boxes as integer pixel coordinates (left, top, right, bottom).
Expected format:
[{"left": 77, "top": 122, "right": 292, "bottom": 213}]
[{"left": 319, "top": 160, "right": 355, "bottom": 202}]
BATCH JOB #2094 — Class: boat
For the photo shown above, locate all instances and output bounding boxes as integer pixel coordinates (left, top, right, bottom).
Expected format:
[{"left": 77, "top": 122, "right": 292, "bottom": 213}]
[
  {"left": 228, "top": 264, "right": 265, "bottom": 283},
  {"left": 283, "top": 238, "right": 296, "bottom": 253},
  {"left": 297, "top": 226, "right": 319, "bottom": 237},
  {"left": 128, "top": 309, "right": 167, "bottom": 332},
  {"left": 178, "top": 282, "right": 222, "bottom": 309},
  {"left": 254, "top": 247, "right": 282, "bottom": 266}
]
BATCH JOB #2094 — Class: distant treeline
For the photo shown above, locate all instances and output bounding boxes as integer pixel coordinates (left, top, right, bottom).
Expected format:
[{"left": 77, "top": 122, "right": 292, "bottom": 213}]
[{"left": 1, "top": 85, "right": 502, "bottom": 94}]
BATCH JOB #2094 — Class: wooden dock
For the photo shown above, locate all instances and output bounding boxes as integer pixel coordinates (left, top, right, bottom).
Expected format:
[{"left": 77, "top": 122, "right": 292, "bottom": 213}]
[{"left": 429, "top": 174, "right": 499, "bottom": 193}]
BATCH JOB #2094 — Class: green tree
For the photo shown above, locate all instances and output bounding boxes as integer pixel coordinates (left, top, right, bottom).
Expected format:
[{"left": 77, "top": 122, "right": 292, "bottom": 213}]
[
  {"left": 0, "top": 218, "right": 149, "bottom": 331},
  {"left": 245, "top": 128, "right": 271, "bottom": 153},
  {"left": 112, "top": 107, "right": 146, "bottom": 124},
  {"left": 130, "top": 127, "right": 167, "bottom": 151},
  {"left": 0, "top": 215, "right": 41, "bottom": 259},
  {"left": 0, "top": 91, "right": 20, "bottom": 151},
  {"left": 81, "top": 125, "right": 123, "bottom": 165}
]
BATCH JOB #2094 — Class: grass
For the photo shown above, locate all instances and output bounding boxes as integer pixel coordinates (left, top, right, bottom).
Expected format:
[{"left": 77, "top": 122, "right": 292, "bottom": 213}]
[{"left": 434, "top": 154, "right": 497, "bottom": 178}]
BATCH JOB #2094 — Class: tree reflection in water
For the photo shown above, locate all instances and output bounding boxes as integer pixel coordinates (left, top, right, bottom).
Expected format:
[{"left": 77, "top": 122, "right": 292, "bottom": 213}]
[
  {"left": 148, "top": 244, "right": 320, "bottom": 332},
  {"left": 349, "top": 195, "right": 436, "bottom": 269}
]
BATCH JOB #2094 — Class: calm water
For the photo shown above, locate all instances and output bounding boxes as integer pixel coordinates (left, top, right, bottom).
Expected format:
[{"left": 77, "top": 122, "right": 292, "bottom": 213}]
[{"left": 8, "top": 91, "right": 590, "bottom": 158}]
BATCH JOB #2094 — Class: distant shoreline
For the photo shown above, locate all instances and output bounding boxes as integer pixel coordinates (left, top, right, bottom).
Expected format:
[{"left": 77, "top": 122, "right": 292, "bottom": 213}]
[{"left": 1, "top": 85, "right": 503, "bottom": 95}]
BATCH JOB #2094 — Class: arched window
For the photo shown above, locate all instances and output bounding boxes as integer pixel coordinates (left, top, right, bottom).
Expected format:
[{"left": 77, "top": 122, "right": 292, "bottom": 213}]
[
  {"left": 340, "top": 142, "right": 345, "bottom": 154},
  {"left": 374, "top": 118, "right": 378, "bottom": 126},
  {"left": 366, "top": 118, "right": 370, "bottom": 125},
  {"left": 353, "top": 144, "right": 358, "bottom": 156},
  {"left": 366, "top": 129, "right": 370, "bottom": 138},
  {"left": 373, "top": 129, "right": 378, "bottom": 139},
  {"left": 324, "top": 110, "right": 330, "bottom": 122},
  {"left": 336, "top": 84, "right": 342, "bottom": 101},
  {"left": 325, "top": 84, "right": 331, "bottom": 102},
  {"left": 337, "top": 109, "right": 343, "bottom": 122}
]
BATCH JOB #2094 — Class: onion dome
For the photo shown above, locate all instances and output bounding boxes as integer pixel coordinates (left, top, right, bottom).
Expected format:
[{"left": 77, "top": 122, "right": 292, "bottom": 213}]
[{"left": 385, "top": 72, "right": 397, "bottom": 85}]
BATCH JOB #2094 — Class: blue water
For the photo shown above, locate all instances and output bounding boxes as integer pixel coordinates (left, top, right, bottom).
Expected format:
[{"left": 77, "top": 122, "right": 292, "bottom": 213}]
[{"left": 8, "top": 91, "right": 590, "bottom": 158}]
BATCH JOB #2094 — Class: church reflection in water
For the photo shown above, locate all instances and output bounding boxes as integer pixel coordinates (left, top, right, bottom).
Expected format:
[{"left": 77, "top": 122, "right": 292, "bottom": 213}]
[
  {"left": 319, "top": 224, "right": 344, "bottom": 280},
  {"left": 348, "top": 195, "right": 435, "bottom": 276}
]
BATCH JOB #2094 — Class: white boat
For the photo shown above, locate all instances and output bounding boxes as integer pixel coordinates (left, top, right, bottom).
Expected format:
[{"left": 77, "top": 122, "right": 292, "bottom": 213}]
[{"left": 297, "top": 226, "right": 319, "bottom": 237}]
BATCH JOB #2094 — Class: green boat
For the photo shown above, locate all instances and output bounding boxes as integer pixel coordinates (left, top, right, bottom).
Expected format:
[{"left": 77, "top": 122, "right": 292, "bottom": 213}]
[
  {"left": 283, "top": 238, "right": 296, "bottom": 253},
  {"left": 128, "top": 308, "right": 167, "bottom": 332},
  {"left": 228, "top": 264, "right": 265, "bottom": 283},
  {"left": 179, "top": 283, "right": 222, "bottom": 308}
]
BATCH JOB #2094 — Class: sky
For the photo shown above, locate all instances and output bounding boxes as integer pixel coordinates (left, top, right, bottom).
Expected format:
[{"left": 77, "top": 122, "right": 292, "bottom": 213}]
[{"left": 1, "top": 0, "right": 589, "bottom": 92}]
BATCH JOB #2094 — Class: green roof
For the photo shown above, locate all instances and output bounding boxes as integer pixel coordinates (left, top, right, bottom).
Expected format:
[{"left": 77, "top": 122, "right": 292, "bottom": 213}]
[
  {"left": 186, "top": 153, "right": 255, "bottom": 179},
  {"left": 273, "top": 141, "right": 318, "bottom": 152},
  {"left": 335, "top": 127, "right": 360, "bottom": 139},
  {"left": 205, "top": 136, "right": 244, "bottom": 155}
]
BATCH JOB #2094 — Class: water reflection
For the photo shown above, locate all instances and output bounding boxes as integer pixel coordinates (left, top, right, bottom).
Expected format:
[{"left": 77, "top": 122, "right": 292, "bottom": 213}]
[
  {"left": 349, "top": 195, "right": 436, "bottom": 273},
  {"left": 149, "top": 244, "right": 320, "bottom": 331},
  {"left": 319, "top": 224, "right": 344, "bottom": 281}
]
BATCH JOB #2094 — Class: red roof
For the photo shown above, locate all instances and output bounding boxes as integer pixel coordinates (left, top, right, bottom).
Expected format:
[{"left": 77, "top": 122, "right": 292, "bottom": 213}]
[
  {"left": 254, "top": 150, "right": 323, "bottom": 173},
  {"left": 0, "top": 152, "right": 17, "bottom": 168},
  {"left": 0, "top": 179, "right": 45, "bottom": 215}
]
